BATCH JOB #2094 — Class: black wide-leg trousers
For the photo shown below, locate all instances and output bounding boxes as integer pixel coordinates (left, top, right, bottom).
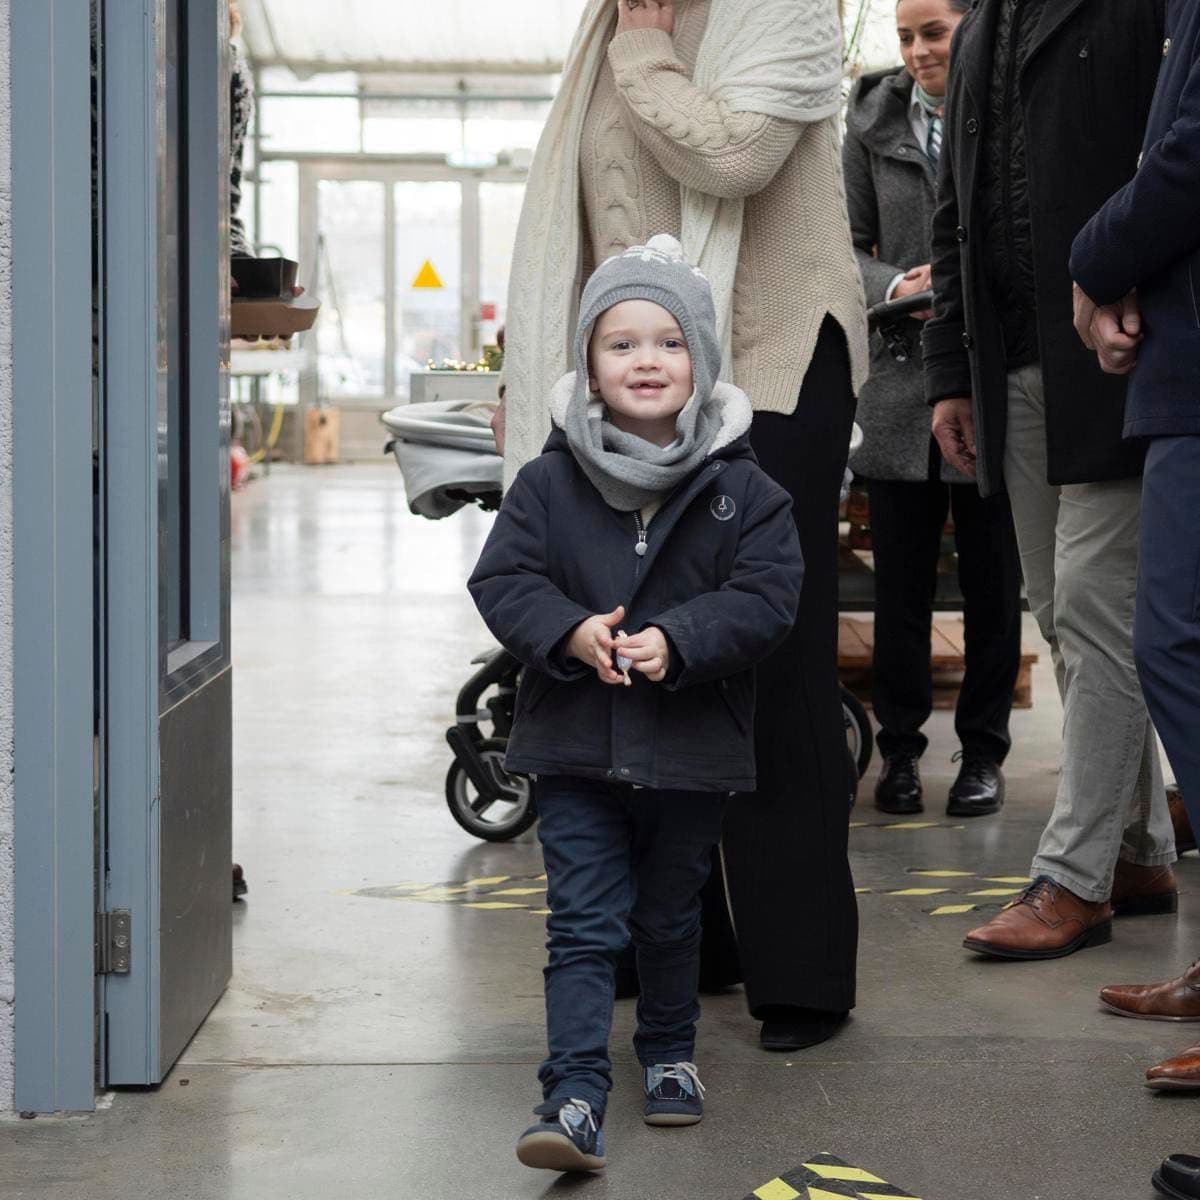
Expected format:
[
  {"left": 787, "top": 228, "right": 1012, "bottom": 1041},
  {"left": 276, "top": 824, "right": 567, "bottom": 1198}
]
[
  {"left": 866, "top": 450, "right": 1022, "bottom": 764},
  {"left": 707, "top": 317, "right": 859, "bottom": 1017}
]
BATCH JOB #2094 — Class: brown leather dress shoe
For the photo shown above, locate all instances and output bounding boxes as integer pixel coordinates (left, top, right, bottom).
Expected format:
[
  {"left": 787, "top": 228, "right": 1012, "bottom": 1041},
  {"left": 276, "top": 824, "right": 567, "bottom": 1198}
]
[
  {"left": 1111, "top": 860, "right": 1179, "bottom": 917},
  {"left": 963, "top": 877, "right": 1112, "bottom": 960},
  {"left": 1147, "top": 1043, "right": 1200, "bottom": 1091},
  {"left": 1100, "top": 960, "right": 1200, "bottom": 1021},
  {"left": 1171, "top": 787, "right": 1197, "bottom": 855}
]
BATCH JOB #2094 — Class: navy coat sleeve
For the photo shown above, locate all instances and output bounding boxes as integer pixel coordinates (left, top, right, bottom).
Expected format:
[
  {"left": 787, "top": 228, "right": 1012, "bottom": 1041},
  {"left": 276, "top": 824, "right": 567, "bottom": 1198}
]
[
  {"left": 1072, "top": 44, "right": 1200, "bottom": 304},
  {"left": 467, "top": 466, "right": 593, "bottom": 681},
  {"left": 643, "top": 482, "right": 803, "bottom": 689}
]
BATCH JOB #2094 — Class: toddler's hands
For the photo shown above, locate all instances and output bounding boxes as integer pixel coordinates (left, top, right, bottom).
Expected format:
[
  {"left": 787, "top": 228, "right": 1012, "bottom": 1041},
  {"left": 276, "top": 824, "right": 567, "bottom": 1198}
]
[
  {"left": 566, "top": 606, "right": 626, "bottom": 685},
  {"left": 615, "top": 626, "right": 670, "bottom": 683}
]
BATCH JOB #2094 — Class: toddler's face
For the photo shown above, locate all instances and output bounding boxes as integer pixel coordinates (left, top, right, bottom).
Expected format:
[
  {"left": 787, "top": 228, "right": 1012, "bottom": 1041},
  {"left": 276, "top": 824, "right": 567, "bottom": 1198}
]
[{"left": 587, "top": 300, "right": 693, "bottom": 431}]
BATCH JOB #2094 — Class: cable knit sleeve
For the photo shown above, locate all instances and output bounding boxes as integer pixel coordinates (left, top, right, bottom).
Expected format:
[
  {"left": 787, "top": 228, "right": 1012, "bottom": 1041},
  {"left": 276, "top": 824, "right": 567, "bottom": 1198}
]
[{"left": 607, "top": 28, "right": 802, "bottom": 201}]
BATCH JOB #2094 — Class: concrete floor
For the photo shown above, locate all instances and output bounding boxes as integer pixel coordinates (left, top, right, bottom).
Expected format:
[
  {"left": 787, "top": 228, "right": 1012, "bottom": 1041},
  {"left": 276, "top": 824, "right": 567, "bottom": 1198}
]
[{"left": 3, "top": 463, "right": 1198, "bottom": 1200}]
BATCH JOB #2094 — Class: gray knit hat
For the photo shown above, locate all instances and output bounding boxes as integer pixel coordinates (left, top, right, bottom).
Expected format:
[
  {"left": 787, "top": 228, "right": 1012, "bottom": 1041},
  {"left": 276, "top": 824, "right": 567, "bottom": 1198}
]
[
  {"left": 573, "top": 233, "right": 722, "bottom": 401},
  {"left": 564, "top": 234, "right": 725, "bottom": 511}
]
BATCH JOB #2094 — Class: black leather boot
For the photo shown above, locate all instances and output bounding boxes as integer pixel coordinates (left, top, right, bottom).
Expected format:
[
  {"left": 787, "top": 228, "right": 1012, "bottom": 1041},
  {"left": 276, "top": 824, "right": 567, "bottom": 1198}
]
[
  {"left": 946, "top": 754, "right": 1005, "bottom": 817},
  {"left": 874, "top": 753, "right": 923, "bottom": 815}
]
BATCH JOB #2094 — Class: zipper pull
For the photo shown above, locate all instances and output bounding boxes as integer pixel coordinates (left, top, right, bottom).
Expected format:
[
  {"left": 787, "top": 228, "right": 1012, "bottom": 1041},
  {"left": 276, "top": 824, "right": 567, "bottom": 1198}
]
[{"left": 634, "top": 514, "right": 648, "bottom": 557}]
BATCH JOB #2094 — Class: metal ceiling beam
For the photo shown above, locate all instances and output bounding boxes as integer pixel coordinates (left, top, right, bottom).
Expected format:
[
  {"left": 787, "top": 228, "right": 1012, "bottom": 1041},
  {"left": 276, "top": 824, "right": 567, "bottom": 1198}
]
[{"left": 239, "top": 55, "right": 565, "bottom": 77}]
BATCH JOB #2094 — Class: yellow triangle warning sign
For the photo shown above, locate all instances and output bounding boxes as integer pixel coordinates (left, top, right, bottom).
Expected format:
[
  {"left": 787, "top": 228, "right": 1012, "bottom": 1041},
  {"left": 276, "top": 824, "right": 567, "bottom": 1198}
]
[{"left": 411, "top": 260, "right": 444, "bottom": 289}]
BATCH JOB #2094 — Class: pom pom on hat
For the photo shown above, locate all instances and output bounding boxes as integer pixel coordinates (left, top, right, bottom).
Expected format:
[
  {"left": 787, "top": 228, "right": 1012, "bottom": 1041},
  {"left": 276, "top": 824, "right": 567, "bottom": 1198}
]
[{"left": 645, "top": 233, "right": 685, "bottom": 259}]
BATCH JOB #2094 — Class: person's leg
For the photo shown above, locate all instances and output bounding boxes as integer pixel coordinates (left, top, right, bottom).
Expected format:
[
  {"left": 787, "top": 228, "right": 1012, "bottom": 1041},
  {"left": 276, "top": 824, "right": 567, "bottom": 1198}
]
[
  {"left": 535, "top": 776, "right": 633, "bottom": 1115},
  {"left": 998, "top": 365, "right": 1063, "bottom": 706},
  {"left": 1135, "top": 436, "right": 1200, "bottom": 833},
  {"left": 722, "top": 315, "right": 858, "bottom": 1029},
  {"left": 949, "top": 481, "right": 1022, "bottom": 764},
  {"left": 995, "top": 366, "right": 1170, "bottom": 899},
  {"left": 867, "top": 474, "right": 946, "bottom": 761},
  {"left": 629, "top": 790, "right": 726, "bottom": 1067},
  {"left": 1032, "top": 466, "right": 1173, "bottom": 895}
]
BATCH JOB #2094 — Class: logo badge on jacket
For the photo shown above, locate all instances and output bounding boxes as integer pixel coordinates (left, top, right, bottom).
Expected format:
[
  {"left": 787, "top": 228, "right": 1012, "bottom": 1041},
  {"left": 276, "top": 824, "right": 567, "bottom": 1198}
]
[{"left": 710, "top": 495, "right": 736, "bottom": 522}]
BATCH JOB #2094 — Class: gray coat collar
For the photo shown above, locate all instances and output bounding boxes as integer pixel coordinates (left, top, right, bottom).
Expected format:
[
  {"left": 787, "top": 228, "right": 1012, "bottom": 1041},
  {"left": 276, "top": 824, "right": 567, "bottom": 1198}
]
[{"left": 847, "top": 67, "right": 931, "bottom": 173}]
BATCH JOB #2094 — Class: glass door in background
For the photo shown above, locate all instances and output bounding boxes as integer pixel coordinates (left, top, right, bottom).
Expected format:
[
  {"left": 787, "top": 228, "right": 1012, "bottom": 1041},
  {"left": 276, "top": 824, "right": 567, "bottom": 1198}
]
[
  {"left": 315, "top": 179, "right": 387, "bottom": 400},
  {"left": 394, "top": 180, "right": 462, "bottom": 394},
  {"left": 479, "top": 181, "right": 526, "bottom": 351}
]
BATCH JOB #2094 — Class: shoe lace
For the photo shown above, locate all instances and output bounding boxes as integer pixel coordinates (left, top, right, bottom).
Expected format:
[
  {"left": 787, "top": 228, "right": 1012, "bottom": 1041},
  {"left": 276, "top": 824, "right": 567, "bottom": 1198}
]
[
  {"left": 559, "top": 1099, "right": 598, "bottom": 1138},
  {"left": 652, "top": 1062, "right": 706, "bottom": 1098},
  {"left": 1006, "top": 876, "right": 1056, "bottom": 911}
]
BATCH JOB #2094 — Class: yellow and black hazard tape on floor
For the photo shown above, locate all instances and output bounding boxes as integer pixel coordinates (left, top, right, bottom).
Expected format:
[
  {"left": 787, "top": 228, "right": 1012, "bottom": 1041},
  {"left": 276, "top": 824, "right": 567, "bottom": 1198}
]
[
  {"left": 746, "top": 1152, "right": 920, "bottom": 1200},
  {"left": 349, "top": 871, "right": 551, "bottom": 914},
  {"left": 347, "top": 866, "right": 1034, "bottom": 920}
]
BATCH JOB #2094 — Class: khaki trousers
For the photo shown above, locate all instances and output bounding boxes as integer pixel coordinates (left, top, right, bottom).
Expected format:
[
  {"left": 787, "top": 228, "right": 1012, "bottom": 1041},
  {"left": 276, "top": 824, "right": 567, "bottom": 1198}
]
[{"left": 1004, "top": 364, "right": 1173, "bottom": 901}]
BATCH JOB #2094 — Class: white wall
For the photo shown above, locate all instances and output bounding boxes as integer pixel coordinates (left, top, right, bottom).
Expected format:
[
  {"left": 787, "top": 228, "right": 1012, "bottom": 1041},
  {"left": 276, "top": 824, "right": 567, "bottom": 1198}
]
[{"left": 0, "top": 0, "right": 15, "bottom": 1114}]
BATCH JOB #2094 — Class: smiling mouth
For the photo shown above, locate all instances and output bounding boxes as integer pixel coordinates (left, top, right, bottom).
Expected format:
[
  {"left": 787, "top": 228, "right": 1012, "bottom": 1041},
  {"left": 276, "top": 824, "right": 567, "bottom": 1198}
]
[{"left": 630, "top": 382, "right": 667, "bottom": 391}]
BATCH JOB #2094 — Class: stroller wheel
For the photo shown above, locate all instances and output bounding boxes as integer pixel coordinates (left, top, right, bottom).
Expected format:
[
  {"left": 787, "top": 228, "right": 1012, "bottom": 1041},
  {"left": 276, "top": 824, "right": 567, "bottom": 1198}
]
[
  {"left": 841, "top": 686, "right": 874, "bottom": 782},
  {"left": 445, "top": 738, "right": 537, "bottom": 842}
]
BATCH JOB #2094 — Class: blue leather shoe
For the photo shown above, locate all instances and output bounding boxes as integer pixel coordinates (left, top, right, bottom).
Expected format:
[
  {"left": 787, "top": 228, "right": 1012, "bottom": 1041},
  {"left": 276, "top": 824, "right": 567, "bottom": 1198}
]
[
  {"left": 516, "top": 1099, "right": 606, "bottom": 1173},
  {"left": 643, "top": 1062, "right": 705, "bottom": 1126}
]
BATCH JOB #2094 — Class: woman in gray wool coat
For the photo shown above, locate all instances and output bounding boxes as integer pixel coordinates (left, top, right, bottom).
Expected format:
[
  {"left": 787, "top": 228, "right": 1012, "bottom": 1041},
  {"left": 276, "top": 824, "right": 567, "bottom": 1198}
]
[{"left": 842, "top": 0, "right": 1021, "bottom": 818}]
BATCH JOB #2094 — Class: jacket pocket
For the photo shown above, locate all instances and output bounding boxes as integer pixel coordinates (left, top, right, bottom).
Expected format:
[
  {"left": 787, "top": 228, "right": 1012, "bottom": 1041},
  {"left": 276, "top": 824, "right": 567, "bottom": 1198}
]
[
  {"left": 515, "top": 670, "right": 556, "bottom": 718},
  {"left": 715, "top": 676, "right": 751, "bottom": 738}
]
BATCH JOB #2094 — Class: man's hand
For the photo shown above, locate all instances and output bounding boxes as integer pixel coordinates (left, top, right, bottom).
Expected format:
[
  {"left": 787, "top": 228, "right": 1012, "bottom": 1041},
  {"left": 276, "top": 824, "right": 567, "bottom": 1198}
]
[
  {"left": 1075, "top": 286, "right": 1143, "bottom": 376},
  {"left": 931, "top": 396, "right": 977, "bottom": 478},
  {"left": 616, "top": 0, "right": 674, "bottom": 36},
  {"left": 1072, "top": 282, "right": 1098, "bottom": 349},
  {"left": 491, "top": 396, "right": 507, "bottom": 456},
  {"left": 614, "top": 626, "right": 670, "bottom": 683},
  {"left": 893, "top": 264, "right": 933, "bottom": 321},
  {"left": 566, "top": 606, "right": 627, "bottom": 685}
]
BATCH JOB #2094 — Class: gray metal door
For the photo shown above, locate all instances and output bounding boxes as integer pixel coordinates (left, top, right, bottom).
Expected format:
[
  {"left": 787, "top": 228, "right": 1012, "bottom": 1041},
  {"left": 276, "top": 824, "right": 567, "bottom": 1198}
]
[{"left": 98, "top": 0, "right": 234, "bottom": 1086}]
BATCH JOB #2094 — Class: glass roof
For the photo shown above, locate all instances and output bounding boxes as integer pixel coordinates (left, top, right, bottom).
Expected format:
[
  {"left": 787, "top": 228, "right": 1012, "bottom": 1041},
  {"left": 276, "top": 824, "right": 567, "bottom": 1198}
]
[
  {"left": 240, "top": 0, "right": 592, "bottom": 74},
  {"left": 240, "top": 0, "right": 903, "bottom": 76}
]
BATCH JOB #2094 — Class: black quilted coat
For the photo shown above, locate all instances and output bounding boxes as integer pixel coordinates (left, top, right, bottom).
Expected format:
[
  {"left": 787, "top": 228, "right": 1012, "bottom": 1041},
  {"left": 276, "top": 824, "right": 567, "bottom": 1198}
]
[{"left": 923, "top": 0, "right": 1165, "bottom": 496}]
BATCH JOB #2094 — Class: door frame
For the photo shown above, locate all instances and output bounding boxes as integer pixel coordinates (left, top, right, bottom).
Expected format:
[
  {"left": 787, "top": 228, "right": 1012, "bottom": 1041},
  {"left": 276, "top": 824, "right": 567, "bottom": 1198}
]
[
  {"left": 101, "top": 0, "right": 233, "bottom": 1087},
  {"left": 286, "top": 154, "right": 525, "bottom": 420},
  {"left": 11, "top": 0, "right": 98, "bottom": 1114}
]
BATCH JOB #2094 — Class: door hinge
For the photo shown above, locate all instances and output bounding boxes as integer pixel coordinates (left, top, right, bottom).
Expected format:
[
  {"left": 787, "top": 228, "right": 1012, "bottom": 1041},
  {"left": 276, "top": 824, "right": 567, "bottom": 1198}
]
[{"left": 96, "top": 909, "right": 132, "bottom": 975}]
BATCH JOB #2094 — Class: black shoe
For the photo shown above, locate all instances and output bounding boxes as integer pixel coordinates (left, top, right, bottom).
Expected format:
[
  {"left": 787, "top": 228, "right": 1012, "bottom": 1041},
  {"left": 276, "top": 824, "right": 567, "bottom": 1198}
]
[
  {"left": 758, "top": 1006, "right": 848, "bottom": 1051},
  {"left": 946, "top": 754, "right": 1004, "bottom": 818},
  {"left": 874, "top": 754, "right": 922, "bottom": 815},
  {"left": 1154, "top": 1154, "right": 1200, "bottom": 1199},
  {"left": 516, "top": 1099, "right": 606, "bottom": 1173}
]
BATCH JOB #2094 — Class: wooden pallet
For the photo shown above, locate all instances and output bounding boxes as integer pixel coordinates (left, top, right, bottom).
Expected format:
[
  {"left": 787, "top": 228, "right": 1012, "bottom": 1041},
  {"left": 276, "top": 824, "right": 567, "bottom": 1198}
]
[{"left": 838, "top": 616, "right": 1038, "bottom": 709}]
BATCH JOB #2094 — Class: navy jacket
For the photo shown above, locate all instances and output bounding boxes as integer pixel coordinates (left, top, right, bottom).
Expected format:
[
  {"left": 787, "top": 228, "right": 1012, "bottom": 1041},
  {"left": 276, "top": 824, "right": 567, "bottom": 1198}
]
[
  {"left": 1072, "top": 0, "right": 1200, "bottom": 437},
  {"left": 467, "top": 403, "right": 803, "bottom": 794}
]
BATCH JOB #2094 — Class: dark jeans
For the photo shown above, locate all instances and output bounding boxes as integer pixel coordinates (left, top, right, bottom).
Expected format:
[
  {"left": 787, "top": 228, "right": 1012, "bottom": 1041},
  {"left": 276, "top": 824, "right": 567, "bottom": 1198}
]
[
  {"left": 866, "top": 447, "right": 1022, "bottom": 763},
  {"left": 1135, "top": 435, "right": 1200, "bottom": 832},
  {"left": 535, "top": 776, "right": 725, "bottom": 1115}
]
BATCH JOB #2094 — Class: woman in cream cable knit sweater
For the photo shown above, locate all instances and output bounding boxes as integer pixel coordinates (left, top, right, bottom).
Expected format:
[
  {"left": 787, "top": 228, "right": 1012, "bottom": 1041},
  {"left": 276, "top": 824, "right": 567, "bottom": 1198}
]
[{"left": 499, "top": 0, "right": 869, "bottom": 1051}]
